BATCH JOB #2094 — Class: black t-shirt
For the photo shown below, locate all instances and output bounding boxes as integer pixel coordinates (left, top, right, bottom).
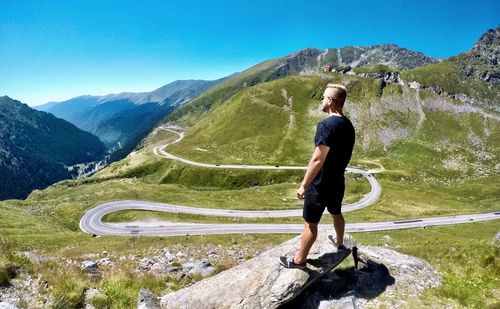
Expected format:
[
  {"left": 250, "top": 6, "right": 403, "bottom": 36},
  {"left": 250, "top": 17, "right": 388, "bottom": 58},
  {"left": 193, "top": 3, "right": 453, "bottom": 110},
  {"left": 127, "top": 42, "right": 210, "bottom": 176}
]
[{"left": 310, "top": 115, "right": 355, "bottom": 192}]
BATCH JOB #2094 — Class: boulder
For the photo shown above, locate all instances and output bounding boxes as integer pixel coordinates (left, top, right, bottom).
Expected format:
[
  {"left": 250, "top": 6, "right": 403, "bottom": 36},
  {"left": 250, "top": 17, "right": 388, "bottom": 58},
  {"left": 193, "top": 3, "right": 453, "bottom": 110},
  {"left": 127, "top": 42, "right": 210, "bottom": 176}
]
[
  {"left": 181, "top": 260, "right": 215, "bottom": 277},
  {"left": 285, "top": 245, "right": 441, "bottom": 308},
  {"left": 409, "top": 81, "right": 422, "bottom": 89},
  {"left": 159, "top": 230, "right": 354, "bottom": 308},
  {"left": 0, "top": 302, "right": 19, "bottom": 309},
  {"left": 81, "top": 261, "right": 98, "bottom": 272},
  {"left": 138, "top": 288, "right": 161, "bottom": 309},
  {"left": 164, "top": 250, "right": 177, "bottom": 262}
]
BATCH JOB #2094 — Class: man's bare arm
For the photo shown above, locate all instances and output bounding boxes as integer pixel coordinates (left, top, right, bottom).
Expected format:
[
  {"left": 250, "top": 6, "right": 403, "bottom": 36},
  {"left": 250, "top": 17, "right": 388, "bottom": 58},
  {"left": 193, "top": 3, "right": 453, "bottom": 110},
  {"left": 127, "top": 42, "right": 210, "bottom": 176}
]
[{"left": 297, "top": 144, "right": 330, "bottom": 199}]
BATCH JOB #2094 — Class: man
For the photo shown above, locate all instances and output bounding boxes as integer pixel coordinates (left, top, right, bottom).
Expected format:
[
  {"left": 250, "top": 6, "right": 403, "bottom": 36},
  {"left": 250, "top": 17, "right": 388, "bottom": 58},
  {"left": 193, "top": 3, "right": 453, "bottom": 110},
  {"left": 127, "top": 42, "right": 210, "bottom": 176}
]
[{"left": 280, "top": 83, "right": 355, "bottom": 269}]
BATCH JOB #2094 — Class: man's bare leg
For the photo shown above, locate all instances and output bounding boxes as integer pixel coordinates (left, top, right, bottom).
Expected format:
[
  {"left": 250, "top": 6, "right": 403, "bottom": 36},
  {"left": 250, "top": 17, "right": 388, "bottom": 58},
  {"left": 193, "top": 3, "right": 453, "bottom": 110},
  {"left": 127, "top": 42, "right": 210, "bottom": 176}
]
[
  {"left": 293, "top": 221, "right": 318, "bottom": 264},
  {"left": 332, "top": 214, "right": 345, "bottom": 245}
]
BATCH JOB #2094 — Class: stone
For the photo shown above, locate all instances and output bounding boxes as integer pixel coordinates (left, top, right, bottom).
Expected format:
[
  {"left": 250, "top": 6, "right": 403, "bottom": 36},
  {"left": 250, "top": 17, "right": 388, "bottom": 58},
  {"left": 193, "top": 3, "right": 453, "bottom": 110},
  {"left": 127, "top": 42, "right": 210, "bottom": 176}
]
[
  {"left": 383, "top": 72, "right": 400, "bottom": 84},
  {"left": 97, "top": 258, "right": 114, "bottom": 268},
  {"left": 176, "top": 251, "right": 187, "bottom": 259},
  {"left": 0, "top": 275, "right": 53, "bottom": 308},
  {"left": 493, "top": 232, "right": 500, "bottom": 247},
  {"left": 181, "top": 260, "right": 215, "bottom": 276},
  {"left": 81, "top": 261, "right": 98, "bottom": 272},
  {"left": 0, "top": 302, "right": 19, "bottom": 309},
  {"left": 382, "top": 235, "right": 393, "bottom": 244},
  {"left": 285, "top": 246, "right": 441, "bottom": 308},
  {"left": 81, "top": 261, "right": 100, "bottom": 278},
  {"left": 164, "top": 251, "right": 176, "bottom": 262},
  {"left": 159, "top": 230, "right": 354, "bottom": 308},
  {"left": 138, "top": 288, "right": 161, "bottom": 309},
  {"left": 84, "top": 288, "right": 102, "bottom": 308},
  {"left": 409, "top": 81, "right": 422, "bottom": 89},
  {"left": 206, "top": 250, "right": 219, "bottom": 259},
  {"left": 17, "top": 251, "right": 52, "bottom": 264},
  {"left": 137, "top": 256, "right": 169, "bottom": 275}
]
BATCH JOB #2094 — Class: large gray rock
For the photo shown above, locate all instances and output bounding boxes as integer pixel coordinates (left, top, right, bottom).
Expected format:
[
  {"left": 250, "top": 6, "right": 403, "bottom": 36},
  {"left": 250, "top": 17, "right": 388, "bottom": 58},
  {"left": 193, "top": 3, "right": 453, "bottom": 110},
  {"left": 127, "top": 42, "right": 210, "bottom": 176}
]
[
  {"left": 356, "top": 246, "right": 441, "bottom": 295},
  {"left": 159, "top": 230, "right": 354, "bottom": 309},
  {"left": 285, "top": 245, "right": 441, "bottom": 309}
]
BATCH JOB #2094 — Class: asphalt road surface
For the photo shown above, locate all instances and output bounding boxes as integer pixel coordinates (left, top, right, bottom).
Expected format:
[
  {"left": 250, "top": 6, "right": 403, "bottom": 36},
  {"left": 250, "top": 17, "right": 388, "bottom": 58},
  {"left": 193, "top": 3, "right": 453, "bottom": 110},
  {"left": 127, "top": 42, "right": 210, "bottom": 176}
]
[{"left": 79, "top": 126, "right": 499, "bottom": 237}]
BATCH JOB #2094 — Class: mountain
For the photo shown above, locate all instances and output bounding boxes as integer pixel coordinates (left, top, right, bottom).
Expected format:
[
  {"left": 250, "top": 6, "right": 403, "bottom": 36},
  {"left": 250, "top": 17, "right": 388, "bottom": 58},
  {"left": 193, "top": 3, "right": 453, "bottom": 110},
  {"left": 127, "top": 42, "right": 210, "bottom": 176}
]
[
  {"left": 164, "top": 44, "right": 440, "bottom": 127},
  {"left": 0, "top": 96, "right": 106, "bottom": 200},
  {"left": 269, "top": 44, "right": 439, "bottom": 77},
  {"left": 34, "top": 78, "right": 228, "bottom": 151},
  {"left": 160, "top": 27, "right": 499, "bottom": 188},
  {"left": 399, "top": 26, "right": 500, "bottom": 110},
  {"left": 454, "top": 26, "right": 500, "bottom": 85}
]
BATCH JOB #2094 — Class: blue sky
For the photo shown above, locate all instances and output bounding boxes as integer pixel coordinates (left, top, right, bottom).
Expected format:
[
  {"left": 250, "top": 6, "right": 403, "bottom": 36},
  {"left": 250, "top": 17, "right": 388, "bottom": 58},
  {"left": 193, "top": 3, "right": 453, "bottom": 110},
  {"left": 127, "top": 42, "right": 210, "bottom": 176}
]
[{"left": 1, "top": 0, "right": 498, "bottom": 106}]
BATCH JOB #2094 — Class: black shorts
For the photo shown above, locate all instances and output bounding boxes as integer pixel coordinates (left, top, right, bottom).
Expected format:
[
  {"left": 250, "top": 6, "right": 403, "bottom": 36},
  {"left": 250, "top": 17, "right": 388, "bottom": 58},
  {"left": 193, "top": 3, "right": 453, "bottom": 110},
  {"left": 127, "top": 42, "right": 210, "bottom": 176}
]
[{"left": 303, "top": 183, "right": 345, "bottom": 223}]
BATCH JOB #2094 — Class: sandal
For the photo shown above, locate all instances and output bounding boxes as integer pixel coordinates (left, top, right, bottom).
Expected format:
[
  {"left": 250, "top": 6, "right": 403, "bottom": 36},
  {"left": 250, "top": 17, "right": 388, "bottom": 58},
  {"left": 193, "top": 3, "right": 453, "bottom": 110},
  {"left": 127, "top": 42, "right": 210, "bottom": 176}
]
[
  {"left": 328, "top": 235, "right": 347, "bottom": 250},
  {"left": 279, "top": 256, "right": 306, "bottom": 269}
]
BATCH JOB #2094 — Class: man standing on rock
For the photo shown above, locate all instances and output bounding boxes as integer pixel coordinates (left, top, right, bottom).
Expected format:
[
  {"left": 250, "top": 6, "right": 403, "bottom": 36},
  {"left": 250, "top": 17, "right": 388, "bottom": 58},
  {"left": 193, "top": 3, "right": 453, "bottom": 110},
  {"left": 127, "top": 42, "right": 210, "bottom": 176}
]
[{"left": 280, "top": 83, "right": 355, "bottom": 269}]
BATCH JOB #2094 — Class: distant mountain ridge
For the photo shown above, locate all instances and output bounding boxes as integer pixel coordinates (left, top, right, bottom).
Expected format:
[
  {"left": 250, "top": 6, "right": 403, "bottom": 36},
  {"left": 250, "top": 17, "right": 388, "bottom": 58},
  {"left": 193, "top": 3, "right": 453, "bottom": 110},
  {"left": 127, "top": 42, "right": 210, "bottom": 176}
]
[
  {"left": 0, "top": 96, "right": 106, "bottom": 200},
  {"left": 34, "top": 77, "right": 229, "bottom": 153},
  {"left": 270, "top": 44, "right": 439, "bottom": 78},
  {"left": 164, "top": 43, "right": 441, "bottom": 127},
  {"left": 167, "top": 27, "right": 500, "bottom": 128}
]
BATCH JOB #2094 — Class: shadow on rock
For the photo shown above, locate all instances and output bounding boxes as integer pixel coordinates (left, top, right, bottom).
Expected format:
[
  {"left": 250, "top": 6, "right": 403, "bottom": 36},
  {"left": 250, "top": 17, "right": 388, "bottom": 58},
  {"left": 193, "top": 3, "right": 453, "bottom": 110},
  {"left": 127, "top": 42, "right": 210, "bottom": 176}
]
[{"left": 280, "top": 259, "right": 395, "bottom": 309}]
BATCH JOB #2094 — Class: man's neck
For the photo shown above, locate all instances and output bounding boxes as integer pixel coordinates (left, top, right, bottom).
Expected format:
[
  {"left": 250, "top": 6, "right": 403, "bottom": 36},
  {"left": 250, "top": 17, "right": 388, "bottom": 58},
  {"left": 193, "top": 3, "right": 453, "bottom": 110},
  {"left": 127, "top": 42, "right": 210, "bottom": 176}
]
[{"left": 328, "top": 108, "right": 344, "bottom": 117}]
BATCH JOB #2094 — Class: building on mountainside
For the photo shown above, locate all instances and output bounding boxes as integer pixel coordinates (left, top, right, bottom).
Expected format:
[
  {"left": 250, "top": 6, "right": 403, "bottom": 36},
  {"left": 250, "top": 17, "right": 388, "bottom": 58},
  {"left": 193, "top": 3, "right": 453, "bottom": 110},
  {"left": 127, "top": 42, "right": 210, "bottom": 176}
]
[{"left": 322, "top": 64, "right": 333, "bottom": 72}]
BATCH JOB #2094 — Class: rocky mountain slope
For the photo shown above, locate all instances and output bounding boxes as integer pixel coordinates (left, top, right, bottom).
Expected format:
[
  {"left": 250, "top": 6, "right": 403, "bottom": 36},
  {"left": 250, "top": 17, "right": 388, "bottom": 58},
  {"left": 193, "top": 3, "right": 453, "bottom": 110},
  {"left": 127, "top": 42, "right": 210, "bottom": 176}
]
[
  {"left": 453, "top": 26, "right": 500, "bottom": 85},
  {"left": 0, "top": 96, "right": 106, "bottom": 200},
  {"left": 400, "top": 26, "right": 500, "bottom": 109},
  {"left": 165, "top": 44, "right": 439, "bottom": 127}
]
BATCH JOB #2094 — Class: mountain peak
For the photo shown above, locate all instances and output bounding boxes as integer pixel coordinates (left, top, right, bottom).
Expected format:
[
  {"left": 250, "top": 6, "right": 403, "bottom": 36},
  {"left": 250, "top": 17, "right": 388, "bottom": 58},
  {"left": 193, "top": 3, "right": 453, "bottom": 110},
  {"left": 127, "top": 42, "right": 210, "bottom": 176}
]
[
  {"left": 453, "top": 26, "right": 500, "bottom": 84},
  {"left": 469, "top": 26, "right": 500, "bottom": 62}
]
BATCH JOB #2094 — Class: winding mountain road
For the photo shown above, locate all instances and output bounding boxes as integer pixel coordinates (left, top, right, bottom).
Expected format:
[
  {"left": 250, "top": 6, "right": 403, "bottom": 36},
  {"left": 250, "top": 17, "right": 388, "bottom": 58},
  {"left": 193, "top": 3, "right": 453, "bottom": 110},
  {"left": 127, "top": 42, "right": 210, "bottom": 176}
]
[{"left": 79, "top": 126, "right": 500, "bottom": 237}]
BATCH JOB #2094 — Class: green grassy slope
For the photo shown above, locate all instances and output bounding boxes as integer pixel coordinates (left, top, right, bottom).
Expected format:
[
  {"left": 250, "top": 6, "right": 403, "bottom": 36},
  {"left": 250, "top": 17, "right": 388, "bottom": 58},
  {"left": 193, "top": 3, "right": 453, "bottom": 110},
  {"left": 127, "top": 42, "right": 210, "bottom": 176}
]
[
  {"left": 166, "top": 74, "right": 499, "bottom": 183},
  {"left": 165, "top": 59, "right": 279, "bottom": 126}
]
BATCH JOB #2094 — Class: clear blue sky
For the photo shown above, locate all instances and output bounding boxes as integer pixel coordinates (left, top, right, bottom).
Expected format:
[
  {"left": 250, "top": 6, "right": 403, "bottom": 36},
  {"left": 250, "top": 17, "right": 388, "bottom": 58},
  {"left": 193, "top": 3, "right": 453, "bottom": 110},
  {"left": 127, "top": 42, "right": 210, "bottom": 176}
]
[{"left": 1, "top": 0, "right": 498, "bottom": 106}]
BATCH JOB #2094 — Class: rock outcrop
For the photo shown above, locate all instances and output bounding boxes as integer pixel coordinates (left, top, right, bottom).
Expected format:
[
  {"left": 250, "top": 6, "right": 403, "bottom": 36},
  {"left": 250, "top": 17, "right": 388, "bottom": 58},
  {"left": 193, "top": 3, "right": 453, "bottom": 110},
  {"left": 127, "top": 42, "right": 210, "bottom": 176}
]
[
  {"left": 144, "top": 230, "right": 441, "bottom": 309},
  {"left": 455, "top": 26, "right": 500, "bottom": 85},
  {"left": 159, "top": 230, "right": 354, "bottom": 308},
  {"left": 282, "top": 245, "right": 441, "bottom": 308}
]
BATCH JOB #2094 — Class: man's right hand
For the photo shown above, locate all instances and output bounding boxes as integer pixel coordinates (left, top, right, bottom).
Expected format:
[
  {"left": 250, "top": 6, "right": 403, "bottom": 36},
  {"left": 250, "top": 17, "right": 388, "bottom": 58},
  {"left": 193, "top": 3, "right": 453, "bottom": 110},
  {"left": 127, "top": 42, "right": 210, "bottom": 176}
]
[{"left": 296, "top": 185, "right": 306, "bottom": 199}]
